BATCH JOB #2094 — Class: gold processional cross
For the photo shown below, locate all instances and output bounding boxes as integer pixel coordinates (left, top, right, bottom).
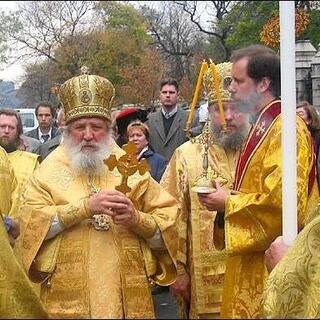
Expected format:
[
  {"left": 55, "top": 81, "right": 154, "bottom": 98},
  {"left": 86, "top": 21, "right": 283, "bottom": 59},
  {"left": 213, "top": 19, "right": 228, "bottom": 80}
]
[
  {"left": 105, "top": 141, "right": 150, "bottom": 194},
  {"left": 90, "top": 141, "right": 149, "bottom": 231}
]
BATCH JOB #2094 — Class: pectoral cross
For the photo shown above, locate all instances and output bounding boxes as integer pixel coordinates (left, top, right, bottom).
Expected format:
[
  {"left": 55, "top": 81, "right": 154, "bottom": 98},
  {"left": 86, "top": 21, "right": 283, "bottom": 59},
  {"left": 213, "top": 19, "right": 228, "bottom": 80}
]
[
  {"left": 104, "top": 141, "right": 150, "bottom": 194},
  {"left": 256, "top": 121, "right": 266, "bottom": 136}
]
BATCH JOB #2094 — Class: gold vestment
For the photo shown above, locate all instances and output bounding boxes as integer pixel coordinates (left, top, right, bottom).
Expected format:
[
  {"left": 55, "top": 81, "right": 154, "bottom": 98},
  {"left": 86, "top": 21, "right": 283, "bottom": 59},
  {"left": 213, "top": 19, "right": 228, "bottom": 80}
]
[
  {"left": 221, "top": 102, "right": 319, "bottom": 318},
  {"left": 0, "top": 147, "right": 16, "bottom": 215},
  {"left": 8, "top": 150, "right": 39, "bottom": 218},
  {"left": 161, "top": 137, "right": 240, "bottom": 318},
  {"left": 261, "top": 208, "right": 320, "bottom": 318},
  {"left": 19, "top": 143, "right": 178, "bottom": 319},
  {"left": 0, "top": 146, "right": 47, "bottom": 319}
]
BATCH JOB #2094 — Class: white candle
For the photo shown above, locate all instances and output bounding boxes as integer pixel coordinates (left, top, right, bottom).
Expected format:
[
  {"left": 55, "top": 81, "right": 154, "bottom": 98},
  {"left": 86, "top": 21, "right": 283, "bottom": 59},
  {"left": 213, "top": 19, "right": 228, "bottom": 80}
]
[{"left": 280, "top": 1, "right": 297, "bottom": 245}]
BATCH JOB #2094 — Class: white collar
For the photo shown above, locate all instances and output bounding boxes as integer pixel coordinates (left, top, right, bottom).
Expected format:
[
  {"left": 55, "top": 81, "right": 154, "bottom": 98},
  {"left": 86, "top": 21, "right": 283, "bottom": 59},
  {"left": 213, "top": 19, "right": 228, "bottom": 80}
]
[
  {"left": 137, "top": 146, "right": 149, "bottom": 160},
  {"left": 161, "top": 106, "right": 178, "bottom": 119},
  {"left": 39, "top": 127, "right": 52, "bottom": 143}
]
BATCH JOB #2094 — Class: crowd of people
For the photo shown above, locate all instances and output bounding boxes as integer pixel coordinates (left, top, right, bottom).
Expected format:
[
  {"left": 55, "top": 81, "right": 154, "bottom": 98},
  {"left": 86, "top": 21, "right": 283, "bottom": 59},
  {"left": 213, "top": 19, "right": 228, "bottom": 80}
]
[{"left": 1, "top": 43, "right": 320, "bottom": 319}]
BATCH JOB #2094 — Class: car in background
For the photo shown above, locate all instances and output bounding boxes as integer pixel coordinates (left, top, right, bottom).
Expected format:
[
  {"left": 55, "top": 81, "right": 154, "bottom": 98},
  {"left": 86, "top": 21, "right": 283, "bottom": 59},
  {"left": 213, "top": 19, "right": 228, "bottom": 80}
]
[{"left": 15, "top": 108, "right": 38, "bottom": 133}]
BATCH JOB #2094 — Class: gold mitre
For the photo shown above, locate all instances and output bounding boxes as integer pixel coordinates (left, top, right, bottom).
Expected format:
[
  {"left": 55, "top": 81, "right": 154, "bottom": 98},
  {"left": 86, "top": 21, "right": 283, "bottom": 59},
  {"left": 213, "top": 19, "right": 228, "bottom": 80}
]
[
  {"left": 58, "top": 65, "right": 115, "bottom": 124},
  {"left": 203, "top": 62, "right": 232, "bottom": 104}
]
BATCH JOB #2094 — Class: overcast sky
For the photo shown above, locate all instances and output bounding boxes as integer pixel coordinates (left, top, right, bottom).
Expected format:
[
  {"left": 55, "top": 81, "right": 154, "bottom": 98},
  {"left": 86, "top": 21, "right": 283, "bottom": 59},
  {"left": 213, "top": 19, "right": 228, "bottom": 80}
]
[{"left": 0, "top": 1, "right": 21, "bottom": 83}]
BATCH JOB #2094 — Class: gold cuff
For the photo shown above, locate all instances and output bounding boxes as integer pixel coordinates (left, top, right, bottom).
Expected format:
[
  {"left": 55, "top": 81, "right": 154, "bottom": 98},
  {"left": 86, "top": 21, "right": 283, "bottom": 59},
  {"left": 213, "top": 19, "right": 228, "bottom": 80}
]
[
  {"left": 130, "top": 211, "right": 157, "bottom": 239},
  {"left": 57, "top": 199, "right": 90, "bottom": 228}
]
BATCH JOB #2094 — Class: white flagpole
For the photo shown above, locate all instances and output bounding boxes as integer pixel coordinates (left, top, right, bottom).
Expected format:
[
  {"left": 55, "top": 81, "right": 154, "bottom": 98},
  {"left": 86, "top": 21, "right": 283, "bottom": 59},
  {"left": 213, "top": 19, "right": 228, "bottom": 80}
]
[{"left": 280, "top": 1, "right": 297, "bottom": 245}]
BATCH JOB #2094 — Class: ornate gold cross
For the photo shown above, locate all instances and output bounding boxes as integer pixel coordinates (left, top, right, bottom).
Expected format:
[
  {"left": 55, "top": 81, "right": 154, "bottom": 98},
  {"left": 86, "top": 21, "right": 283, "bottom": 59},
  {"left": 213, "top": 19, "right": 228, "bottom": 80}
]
[
  {"left": 256, "top": 121, "right": 266, "bottom": 136},
  {"left": 104, "top": 141, "right": 150, "bottom": 194}
]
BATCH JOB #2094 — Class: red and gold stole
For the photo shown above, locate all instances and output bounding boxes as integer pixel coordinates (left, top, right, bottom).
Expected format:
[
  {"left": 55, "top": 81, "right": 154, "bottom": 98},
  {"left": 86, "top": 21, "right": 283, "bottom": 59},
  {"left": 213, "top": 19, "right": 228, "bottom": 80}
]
[{"left": 234, "top": 99, "right": 316, "bottom": 195}]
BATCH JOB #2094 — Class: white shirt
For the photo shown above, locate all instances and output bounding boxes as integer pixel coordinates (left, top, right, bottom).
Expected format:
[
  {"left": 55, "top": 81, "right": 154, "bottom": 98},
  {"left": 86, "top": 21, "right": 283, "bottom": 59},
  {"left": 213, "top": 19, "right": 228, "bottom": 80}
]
[
  {"left": 137, "top": 146, "right": 148, "bottom": 160},
  {"left": 39, "top": 127, "right": 52, "bottom": 143},
  {"left": 161, "top": 106, "right": 178, "bottom": 119},
  {"left": 46, "top": 214, "right": 165, "bottom": 250}
]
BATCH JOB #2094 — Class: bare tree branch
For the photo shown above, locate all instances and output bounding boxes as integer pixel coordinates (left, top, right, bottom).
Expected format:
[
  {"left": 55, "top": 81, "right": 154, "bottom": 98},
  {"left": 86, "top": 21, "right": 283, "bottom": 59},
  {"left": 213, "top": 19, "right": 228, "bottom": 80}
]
[{"left": 7, "top": 1, "right": 94, "bottom": 64}]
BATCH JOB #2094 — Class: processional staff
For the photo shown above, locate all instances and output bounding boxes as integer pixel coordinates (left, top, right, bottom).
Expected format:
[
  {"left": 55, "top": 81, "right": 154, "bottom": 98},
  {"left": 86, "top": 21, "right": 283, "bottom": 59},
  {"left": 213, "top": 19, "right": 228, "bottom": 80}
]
[
  {"left": 280, "top": 0, "right": 297, "bottom": 245},
  {"left": 209, "top": 60, "right": 227, "bottom": 132},
  {"left": 185, "top": 60, "right": 208, "bottom": 139}
]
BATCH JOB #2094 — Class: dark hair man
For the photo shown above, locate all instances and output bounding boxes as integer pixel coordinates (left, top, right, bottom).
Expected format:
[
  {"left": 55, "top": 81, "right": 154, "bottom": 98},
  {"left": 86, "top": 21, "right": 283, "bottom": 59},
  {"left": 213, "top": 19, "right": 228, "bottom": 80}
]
[
  {"left": 25, "top": 102, "right": 60, "bottom": 142},
  {"left": 147, "top": 78, "right": 195, "bottom": 162}
]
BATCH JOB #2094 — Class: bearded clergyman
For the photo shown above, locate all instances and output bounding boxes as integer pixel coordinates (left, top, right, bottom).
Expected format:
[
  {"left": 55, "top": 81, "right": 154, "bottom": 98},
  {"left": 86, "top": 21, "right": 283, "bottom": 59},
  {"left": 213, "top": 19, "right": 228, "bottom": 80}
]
[
  {"left": 18, "top": 67, "right": 178, "bottom": 319},
  {"left": 160, "top": 62, "right": 250, "bottom": 319}
]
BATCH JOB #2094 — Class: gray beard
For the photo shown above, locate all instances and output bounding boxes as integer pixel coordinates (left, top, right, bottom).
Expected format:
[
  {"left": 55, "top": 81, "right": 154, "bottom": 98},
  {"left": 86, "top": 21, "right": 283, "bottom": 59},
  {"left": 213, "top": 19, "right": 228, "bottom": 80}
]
[
  {"left": 64, "top": 134, "right": 114, "bottom": 177},
  {"left": 237, "top": 91, "right": 261, "bottom": 114},
  {"left": 210, "top": 122, "right": 248, "bottom": 151}
]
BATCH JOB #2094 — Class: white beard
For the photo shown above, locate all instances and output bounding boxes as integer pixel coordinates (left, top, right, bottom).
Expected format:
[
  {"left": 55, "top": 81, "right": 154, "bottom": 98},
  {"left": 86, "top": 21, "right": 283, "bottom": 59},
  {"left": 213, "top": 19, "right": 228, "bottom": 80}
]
[{"left": 64, "top": 133, "right": 114, "bottom": 177}]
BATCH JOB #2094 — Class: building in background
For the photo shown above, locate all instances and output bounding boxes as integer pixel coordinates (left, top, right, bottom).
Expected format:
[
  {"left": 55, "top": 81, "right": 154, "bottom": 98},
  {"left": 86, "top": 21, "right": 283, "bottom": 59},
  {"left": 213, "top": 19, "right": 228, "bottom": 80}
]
[{"left": 296, "top": 39, "right": 320, "bottom": 108}]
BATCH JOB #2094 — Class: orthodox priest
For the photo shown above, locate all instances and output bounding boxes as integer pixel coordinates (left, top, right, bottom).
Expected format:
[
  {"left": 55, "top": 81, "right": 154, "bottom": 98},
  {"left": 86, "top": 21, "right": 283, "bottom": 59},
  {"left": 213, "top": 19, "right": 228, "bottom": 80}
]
[
  {"left": 160, "top": 62, "right": 250, "bottom": 318},
  {"left": 19, "top": 67, "right": 178, "bottom": 319},
  {"left": 0, "top": 146, "right": 47, "bottom": 318},
  {"left": 196, "top": 44, "right": 319, "bottom": 318}
]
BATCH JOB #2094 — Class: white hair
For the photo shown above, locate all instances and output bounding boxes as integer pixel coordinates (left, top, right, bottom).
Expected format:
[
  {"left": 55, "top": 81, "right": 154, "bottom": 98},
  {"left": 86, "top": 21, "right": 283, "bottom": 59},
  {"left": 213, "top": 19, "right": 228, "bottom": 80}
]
[{"left": 63, "top": 124, "right": 114, "bottom": 177}]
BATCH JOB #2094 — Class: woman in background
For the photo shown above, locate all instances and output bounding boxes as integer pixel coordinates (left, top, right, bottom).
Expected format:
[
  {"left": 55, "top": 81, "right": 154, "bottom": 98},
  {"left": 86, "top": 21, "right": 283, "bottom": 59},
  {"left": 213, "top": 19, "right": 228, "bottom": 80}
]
[
  {"left": 127, "top": 120, "right": 167, "bottom": 182},
  {"left": 296, "top": 100, "right": 320, "bottom": 187}
]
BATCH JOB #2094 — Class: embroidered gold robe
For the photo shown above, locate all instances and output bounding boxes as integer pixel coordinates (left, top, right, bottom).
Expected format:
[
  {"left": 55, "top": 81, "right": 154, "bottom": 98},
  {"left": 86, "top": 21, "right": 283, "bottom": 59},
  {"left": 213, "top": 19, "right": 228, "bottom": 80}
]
[
  {"left": 221, "top": 101, "right": 319, "bottom": 318},
  {"left": 8, "top": 150, "right": 39, "bottom": 219},
  {"left": 260, "top": 207, "right": 320, "bottom": 318},
  {"left": 0, "top": 146, "right": 16, "bottom": 216},
  {"left": 19, "top": 143, "right": 178, "bottom": 319},
  {"left": 161, "top": 137, "right": 240, "bottom": 319},
  {"left": 0, "top": 146, "right": 48, "bottom": 319}
]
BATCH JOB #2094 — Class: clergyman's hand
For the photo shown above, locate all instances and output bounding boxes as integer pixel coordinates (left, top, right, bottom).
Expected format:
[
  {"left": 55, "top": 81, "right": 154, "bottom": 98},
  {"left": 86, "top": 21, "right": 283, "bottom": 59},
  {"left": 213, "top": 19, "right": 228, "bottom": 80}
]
[
  {"left": 265, "top": 236, "right": 290, "bottom": 272},
  {"left": 197, "top": 181, "right": 228, "bottom": 212},
  {"left": 4, "top": 217, "right": 20, "bottom": 247},
  {"left": 87, "top": 190, "right": 138, "bottom": 227}
]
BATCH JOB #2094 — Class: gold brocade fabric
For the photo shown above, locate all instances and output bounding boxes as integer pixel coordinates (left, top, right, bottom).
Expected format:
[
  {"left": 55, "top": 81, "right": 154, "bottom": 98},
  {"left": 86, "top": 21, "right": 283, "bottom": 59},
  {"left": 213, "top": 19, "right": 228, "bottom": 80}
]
[
  {"left": 0, "top": 147, "right": 16, "bottom": 216},
  {"left": 0, "top": 219, "right": 48, "bottom": 319},
  {"left": 260, "top": 208, "right": 320, "bottom": 318},
  {"left": 0, "top": 146, "right": 47, "bottom": 319},
  {"left": 222, "top": 115, "right": 319, "bottom": 318},
  {"left": 161, "top": 138, "right": 240, "bottom": 318},
  {"left": 8, "top": 150, "right": 39, "bottom": 219},
  {"left": 19, "top": 143, "right": 178, "bottom": 319}
]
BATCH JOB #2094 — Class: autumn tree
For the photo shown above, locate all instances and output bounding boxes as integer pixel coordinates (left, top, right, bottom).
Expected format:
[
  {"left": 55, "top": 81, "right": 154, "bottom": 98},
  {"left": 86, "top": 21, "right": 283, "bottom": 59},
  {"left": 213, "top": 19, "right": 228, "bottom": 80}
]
[
  {"left": 173, "top": 1, "right": 234, "bottom": 61},
  {"left": 118, "top": 48, "right": 167, "bottom": 108},
  {"left": 140, "top": 1, "right": 205, "bottom": 82},
  {"left": 4, "top": 1, "right": 94, "bottom": 71},
  {"left": 11, "top": 1, "right": 172, "bottom": 109},
  {"left": 221, "top": 1, "right": 320, "bottom": 50},
  {"left": 16, "top": 62, "right": 59, "bottom": 107}
]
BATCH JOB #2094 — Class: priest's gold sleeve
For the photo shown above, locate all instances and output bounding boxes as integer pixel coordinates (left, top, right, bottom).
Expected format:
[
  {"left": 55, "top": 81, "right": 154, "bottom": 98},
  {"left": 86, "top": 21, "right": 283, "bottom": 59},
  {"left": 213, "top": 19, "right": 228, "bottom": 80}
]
[{"left": 261, "top": 209, "right": 320, "bottom": 318}]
